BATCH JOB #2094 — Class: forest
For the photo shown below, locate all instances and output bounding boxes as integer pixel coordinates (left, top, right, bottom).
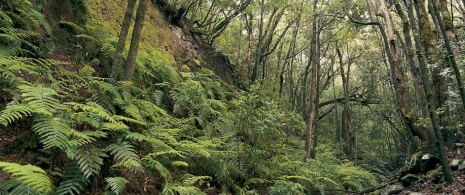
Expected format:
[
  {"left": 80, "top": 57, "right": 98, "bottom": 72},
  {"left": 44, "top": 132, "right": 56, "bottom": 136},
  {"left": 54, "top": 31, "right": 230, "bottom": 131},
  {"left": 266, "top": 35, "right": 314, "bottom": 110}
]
[{"left": 1, "top": 0, "right": 465, "bottom": 194}]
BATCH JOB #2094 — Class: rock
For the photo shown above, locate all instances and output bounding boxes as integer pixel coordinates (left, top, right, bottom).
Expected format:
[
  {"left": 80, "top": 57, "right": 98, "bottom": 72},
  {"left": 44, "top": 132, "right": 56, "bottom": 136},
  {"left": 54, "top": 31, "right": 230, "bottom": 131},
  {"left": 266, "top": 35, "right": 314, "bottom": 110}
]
[
  {"left": 451, "top": 159, "right": 462, "bottom": 170},
  {"left": 459, "top": 161, "right": 465, "bottom": 171},
  {"left": 456, "top": 143, "right": 465, "bottom": 148},
  {"left": 420, "top": 154, "right": 440, "bottom": 173},
  {"left": 401, "top": 174, "right": 419, "bottom": 187},
  {"left": 384, "top": 185, "right": 405, "bottom": 195},
  {"left": 408, "top": 192, "right": 423, "bottom": 195}
]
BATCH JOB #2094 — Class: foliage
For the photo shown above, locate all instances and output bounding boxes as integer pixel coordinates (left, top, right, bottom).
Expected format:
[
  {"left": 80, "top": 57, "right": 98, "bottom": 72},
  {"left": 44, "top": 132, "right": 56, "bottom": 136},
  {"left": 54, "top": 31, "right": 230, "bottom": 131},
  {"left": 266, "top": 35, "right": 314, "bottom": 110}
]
[
  {"left": 0, "top": 0, "right": 398, "bottom": 194},
  {"left": 0, "top": 162, "right": 52, "bottom": 195},
  {"left": 0, "top": 0, "right": 51, "bottom": 56}
]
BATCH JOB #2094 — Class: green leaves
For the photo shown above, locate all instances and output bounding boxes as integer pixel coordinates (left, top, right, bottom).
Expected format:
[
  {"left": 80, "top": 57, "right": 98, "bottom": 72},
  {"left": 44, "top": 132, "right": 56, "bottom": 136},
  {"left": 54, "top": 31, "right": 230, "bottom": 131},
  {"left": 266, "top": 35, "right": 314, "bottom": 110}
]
[
  {"left": 0, "top": 162, "right": 52, "bottom": 194},
  {"left": 105, "top": 177, "right": 129, "bottom": 195},
  {"left": 107, "top": 142, "right": 142, "bottom": 173}
]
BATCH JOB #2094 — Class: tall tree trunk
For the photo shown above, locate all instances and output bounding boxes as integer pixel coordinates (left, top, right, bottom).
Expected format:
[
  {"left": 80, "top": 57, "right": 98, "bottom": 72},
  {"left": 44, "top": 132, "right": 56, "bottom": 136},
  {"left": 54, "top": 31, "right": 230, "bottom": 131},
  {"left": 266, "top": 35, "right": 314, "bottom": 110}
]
[
  {"left": 438, "top": 0, "right": 457, "bottom": 39},
  {"left": 123, "top": 0, "right": 149, "bottom": 81},
  {"left": 305, "top": 0, "right": 319, "bottom": 159},
  {"left": 251, "top": 0, "right": 264, "bottom": 82},
  {"left": 407, "top": 0, "right": 453, "bottom": 184},
  {"left": 337, "top": 44, "right": 355, "bottom": 160},
  {"left": 109, "top": 0, "right": 136, "bottom": 84},
  {"left": 431, "top": 0, "right": 465, "bottom": 114},
  {"left": 381, "top": 0, "right": 424, "bottom": 145},
  {"left": 310, "top": 34, "right": 321, "bottom": 159},
  {"left": 415, "top": 0, "right": 445, "bottom": 108},
  {"left": 394, "top": 0, "right": 433, "bottom": 144}
]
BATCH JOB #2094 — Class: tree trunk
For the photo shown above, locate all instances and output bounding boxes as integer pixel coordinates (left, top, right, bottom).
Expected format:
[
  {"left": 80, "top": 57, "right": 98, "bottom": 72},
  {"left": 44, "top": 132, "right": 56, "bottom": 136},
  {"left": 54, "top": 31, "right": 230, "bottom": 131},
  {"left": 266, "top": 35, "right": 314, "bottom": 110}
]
[
  {"left": 337, "top": 44, "right": 355, "bottom": 160},
  {"left": 110, "top": 0, "right": 136, "bottom": 84},
  {"left": 310, "top": 34, "right": 321, "bottom": 159},
  {"left": 123, "top": 0, "right": 149, "bottom": 81},
  {"left": 251, "top": 0, "right": 264, "bottom": 82},
  {"left": 407, "top": 0, "right": 453, "bottom": 184},
  {"left": 394, "top": 0, "right": 433, "bottom": 144},
  {"left": 381, "top": 0, "right": 424, "bottom": 146},
  {"left": 431, "top": 0, "right": 465, "bottom": 114},
  {"left": 438, "top": 0, "right": 457, "bottom": 40},
  {"left": 305, "top": 0, "right": 319, "bottom": 159}
]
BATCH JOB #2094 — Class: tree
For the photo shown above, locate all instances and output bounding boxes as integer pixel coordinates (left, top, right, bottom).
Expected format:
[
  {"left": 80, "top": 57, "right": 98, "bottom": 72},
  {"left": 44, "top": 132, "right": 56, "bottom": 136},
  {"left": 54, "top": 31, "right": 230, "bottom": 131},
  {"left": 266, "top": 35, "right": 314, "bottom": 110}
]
[
  {"left": 123, "top": 0, "right": 149, "bottom": 81},
  {"left": 109, "top": 0, "right": 136, "bottom": 84}
]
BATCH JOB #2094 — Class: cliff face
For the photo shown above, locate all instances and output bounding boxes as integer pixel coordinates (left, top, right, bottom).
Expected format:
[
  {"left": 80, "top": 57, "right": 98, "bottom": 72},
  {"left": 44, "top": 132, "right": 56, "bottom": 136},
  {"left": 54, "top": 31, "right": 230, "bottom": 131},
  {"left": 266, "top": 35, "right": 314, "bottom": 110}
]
[{"left": 76, "top": 0, "right": 236, "bottom": 84}]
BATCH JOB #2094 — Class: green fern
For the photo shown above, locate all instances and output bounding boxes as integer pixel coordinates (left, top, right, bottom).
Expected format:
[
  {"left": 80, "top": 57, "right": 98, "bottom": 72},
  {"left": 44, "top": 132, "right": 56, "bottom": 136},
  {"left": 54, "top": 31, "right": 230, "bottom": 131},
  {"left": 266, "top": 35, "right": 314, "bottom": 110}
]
[
  {"left": 105, "top": 177, "right": 129, "bottom": 195},
  {"left": 106, "top": 142, "right": 142, "bottom": 173},
  {"left": 66, "top": 147, "right": 107, "bottom": 178},
  {"left": 19, "top": 84, "right": 61, "bottom": 115},
  {"left": 33, "top": 116, "right": 72, "bottom": 149},
  {"left": 56, "top": 162, "right": 89, "bottom": 195},
  {"left": 0, "top": 103, "right": 33, "bottom": 126},
  {"left": 0, "top": 162, "right": 52, "bottom": 194}
]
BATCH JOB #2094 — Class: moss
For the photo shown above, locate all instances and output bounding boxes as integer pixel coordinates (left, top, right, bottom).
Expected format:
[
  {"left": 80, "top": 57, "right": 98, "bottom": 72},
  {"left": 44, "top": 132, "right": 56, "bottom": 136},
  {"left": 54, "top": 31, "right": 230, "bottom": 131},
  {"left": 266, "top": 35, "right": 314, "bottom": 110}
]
[
  {"left": 425, "top": 166, "right": 442, "bottom": 180},
  {"left": 83, "top": 0, "right": 175, "bottom": 63}
]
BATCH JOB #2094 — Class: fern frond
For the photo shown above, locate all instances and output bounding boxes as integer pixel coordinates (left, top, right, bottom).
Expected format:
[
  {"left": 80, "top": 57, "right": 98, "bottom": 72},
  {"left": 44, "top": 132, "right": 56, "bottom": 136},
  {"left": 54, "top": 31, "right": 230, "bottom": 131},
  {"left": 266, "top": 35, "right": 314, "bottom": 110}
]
[
  {"left": 162, "top": 182, "right": 205, "bottom": 195},
  {"left": 73, "top": 147, "right": 107, "bottom": 178},
  {"left": 0, "top": 162, "right": 52, "bottom": 194},
  {"left": 113, "top": 115, "right": 146, "bottom": 126},
  {"left": 172, "top": 161, "right": 189, "bottom": 167},
  {"left": 33, "top": 116, "right": 72, "bottom": 149},
  {"left": 142, "top": 156, "right": 171, "bottom": 182},
  {"left": 182, "top": 175, "right": 211, "bottom": 186},
  {"left": 65, "top": 102, "right": 116, "bottom": 123},
  {"left": 106, "top": 142, "right": 142, "bottom": 173},
  {"left": 101, "top": 121, "right": 130, "bottom": 132},
  {"left": 125, "top": 132, "right": 147, "bottom": 142},
  {"left": 69, "top": 130, "right": 108, "bottom": 147},
  {"left": 56, "top": 162, "right": 89, "bottom": 195},
  {"left": 0, "top": 103, "right": 32, "bottom": 126},
  {"left": 19, "top": 84, "right": 61, "bottom": 115},
  {"left": 105, "top": 177, "right": 129, "bottom": 195}
]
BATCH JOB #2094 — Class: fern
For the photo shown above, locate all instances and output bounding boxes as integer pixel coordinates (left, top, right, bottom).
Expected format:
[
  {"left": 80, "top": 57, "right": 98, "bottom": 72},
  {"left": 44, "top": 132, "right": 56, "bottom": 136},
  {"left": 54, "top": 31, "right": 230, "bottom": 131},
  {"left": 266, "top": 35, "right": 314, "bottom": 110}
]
[
  {"left": 105, "top": 177, "right": 129, "bottom": 195},
  {"left": 268, "top": 180, "right": 305, "bottom": 195},
  {"left": 33, "top": 116, "right": 72, "bottom": 149},
  {"left": 19, "top": 84, "right": 61, "bottom": 115},
  {"left": 56, "top": 162, "right": 89, "bottom": 195},
  {"left": 0, "top": 103, "right": 33, "bottom": 126},
  {"left": 106, "top": 142, "right": 142, "bottom": 173},
  {"left": 67, "top": 147, "right": 107, "bottom": 178},
  {"left": 0, "top": 162, "right": 52, "bottom": 194},
  {"left": 143, "top": 156, "right": 172, "bottom": 182}
]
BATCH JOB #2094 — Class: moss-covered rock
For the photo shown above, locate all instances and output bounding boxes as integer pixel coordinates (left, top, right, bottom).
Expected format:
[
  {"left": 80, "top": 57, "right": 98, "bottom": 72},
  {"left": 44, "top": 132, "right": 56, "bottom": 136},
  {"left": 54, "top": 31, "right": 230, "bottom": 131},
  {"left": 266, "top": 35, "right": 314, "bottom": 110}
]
[{"left": 401, "top": 174, "right": 419, "bottom": 187}]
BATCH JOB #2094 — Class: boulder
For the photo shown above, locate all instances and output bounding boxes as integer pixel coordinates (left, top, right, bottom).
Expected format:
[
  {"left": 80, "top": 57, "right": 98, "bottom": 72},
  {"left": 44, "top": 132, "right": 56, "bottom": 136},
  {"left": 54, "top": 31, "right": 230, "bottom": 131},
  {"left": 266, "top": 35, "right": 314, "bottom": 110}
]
[
  {"left": 401, "top": 174, "right": 419, "bottom": 187},
  {"left": 451, "top": 159, "right": 462, "bottom": 170},
  {"left": 419, "top": 154, "right": 439, "bottom": 173},
  {"left": 384, "top": 185, "right": 405, "bottom": 195}
]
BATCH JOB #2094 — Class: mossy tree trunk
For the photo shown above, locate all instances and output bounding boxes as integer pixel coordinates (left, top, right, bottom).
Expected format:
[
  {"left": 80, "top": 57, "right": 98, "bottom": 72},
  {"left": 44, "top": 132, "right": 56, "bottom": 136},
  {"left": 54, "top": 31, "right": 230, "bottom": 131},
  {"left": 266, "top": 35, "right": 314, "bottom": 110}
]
[
  {"left": 123, "top": 0, "right": 149, "bottom": 81},
  {"left": 110, "top": 0, "right": 136, "bottom": 84},
  {"left": 406, "top": 0, "right": 453, "bottom": 185},
  {"left": 394, "top": 0, "right": 434, "bottom": 144},
  {"left": 431, "top": 0, "right": 465, "bottom": 116}
]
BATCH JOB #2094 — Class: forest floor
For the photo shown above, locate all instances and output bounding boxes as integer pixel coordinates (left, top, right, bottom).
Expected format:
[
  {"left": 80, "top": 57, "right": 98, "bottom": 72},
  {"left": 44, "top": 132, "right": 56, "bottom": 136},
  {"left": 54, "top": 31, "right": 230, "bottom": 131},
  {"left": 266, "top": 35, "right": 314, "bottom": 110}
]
[{"left": 400, "top": 147, "right": 465, "bottom": 195}]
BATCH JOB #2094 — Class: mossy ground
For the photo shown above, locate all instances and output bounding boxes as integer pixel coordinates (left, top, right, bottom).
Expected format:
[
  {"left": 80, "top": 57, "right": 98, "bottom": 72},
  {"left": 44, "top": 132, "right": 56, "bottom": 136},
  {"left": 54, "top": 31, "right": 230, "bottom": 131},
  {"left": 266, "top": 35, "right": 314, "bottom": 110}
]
[{"left": 84, "top": 0, "right": 175, "bottom": 64}]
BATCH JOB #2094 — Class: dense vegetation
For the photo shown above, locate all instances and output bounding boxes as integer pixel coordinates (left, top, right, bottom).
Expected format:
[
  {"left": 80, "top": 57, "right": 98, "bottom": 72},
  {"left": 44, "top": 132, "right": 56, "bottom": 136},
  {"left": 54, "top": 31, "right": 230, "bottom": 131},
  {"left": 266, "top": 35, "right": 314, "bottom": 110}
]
[{"left": 0, "top": 0, "right": 464, "bottom": 194}]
